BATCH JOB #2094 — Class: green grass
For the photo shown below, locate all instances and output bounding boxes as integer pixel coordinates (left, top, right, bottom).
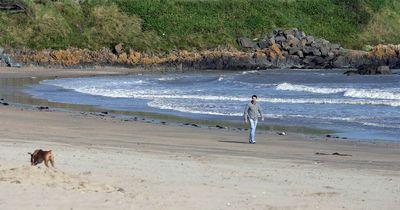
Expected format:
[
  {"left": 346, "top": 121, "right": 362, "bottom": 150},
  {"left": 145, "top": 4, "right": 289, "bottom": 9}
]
[{"left": 0, "top": 0, "right": 399, "bottom": 51}]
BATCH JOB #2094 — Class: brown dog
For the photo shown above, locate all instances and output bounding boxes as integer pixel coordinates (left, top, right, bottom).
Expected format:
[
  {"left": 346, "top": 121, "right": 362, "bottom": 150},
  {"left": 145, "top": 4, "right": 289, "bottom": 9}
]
[{"left": 28, "top": 149, "right": 54, "bottom": 167}]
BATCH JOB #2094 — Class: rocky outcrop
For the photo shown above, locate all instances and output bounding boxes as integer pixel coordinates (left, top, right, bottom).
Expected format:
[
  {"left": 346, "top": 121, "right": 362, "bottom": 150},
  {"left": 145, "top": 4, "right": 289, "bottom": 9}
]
[
  {"left": 344, "top": 65, "right": 392, "bottom": 75},
  {"left": 4, "top": 29, "right": 400, "bottom": 71},
  {"left": 0, "top": 47, "right": 21, "bottom": 67},
  {"left": 236, "top": 28, "right": 343, "bottom": 69}
]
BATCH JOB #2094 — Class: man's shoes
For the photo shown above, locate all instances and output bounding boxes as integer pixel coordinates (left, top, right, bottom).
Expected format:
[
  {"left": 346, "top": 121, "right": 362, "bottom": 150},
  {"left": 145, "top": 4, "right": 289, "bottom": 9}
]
[{"left": 249, "top": 141, "right": 256, "bottom": 144}]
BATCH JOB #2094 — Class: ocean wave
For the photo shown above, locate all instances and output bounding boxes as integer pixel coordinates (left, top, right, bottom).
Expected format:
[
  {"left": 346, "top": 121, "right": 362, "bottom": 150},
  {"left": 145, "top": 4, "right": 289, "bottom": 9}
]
[
  {"left": 42, "top": 84, "right": 400, "bottom": 107},
  {"left": 276, "top": 83, "right": 346, "bottom": 94},
  {"left": 241, "top": 70, "right": 259, "bottom": 75},
  {"left": 343, "top": 89, "right": 400, "bottom": 100},
  {"left": 360, "top": 122, "right": 400, "bottom": 129},
  {"left": 147, "top": 100, "right": 242, "bottom": 116},
  {"left": 276, "top": 82, "right": 400, "bottom": 100}
]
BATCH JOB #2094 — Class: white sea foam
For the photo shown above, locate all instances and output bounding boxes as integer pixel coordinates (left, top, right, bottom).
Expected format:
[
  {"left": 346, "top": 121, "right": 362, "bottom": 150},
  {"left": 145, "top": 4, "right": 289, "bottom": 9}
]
[
  {"left": 343, "top": 89, "right": 400, "bottom": 100},
  {"left": 41, "top": 83, "right": 400, "bottom": 107},
  {"left": 276, "top": 83, "right": 346, "bottom": 94},
  {"left": 360, "top": 122, "right": 400, "bottom": 129},
  {"left": 147, "top": 100, "right": 242, "bottom": 116},
  {"left": 276, "top": 82, "right": 400, "bottom": 100},
  {"left": 241, "top": 70, "right": 259, "bottom": 75}
]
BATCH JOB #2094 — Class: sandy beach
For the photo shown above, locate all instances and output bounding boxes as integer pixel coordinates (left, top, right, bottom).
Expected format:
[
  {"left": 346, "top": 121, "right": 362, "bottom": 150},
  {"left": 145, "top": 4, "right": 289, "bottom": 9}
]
[{"left": 0, "top": 67, "right": 399, "bottom": 210}]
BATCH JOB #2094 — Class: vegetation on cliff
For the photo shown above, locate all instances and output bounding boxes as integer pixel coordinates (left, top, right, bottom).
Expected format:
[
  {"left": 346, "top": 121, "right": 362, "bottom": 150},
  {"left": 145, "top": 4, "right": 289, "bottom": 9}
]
[{"left": 0, "top": 0, "right": 399, "bottom": 51}]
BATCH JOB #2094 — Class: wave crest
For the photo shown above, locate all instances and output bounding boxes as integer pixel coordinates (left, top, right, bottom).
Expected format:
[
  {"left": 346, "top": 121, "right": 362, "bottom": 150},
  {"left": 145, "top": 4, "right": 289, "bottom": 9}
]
[{"left": 276, "top": 82, "right": 400, "bottom": 100}]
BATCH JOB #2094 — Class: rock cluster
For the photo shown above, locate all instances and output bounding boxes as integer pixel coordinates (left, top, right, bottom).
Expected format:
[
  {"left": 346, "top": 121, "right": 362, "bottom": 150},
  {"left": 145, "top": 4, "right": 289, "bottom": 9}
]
[
  {"left": 237, "top": 28, "right": 343, "bottom": 68},
  {"left": 3, "top": 29, "right": 400, "bottom": 73}
]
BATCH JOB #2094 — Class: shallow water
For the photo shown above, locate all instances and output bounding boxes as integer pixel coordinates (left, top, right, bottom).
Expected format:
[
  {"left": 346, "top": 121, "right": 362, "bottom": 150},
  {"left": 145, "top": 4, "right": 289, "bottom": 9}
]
[{"left": 26, "top": 70, "right": 400, "bottom": 141}]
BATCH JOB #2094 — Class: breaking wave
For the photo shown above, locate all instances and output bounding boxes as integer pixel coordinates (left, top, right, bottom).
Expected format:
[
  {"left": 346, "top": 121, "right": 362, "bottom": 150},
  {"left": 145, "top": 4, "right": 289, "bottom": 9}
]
[{"left": 276, "top": 82, "right": 400, "bottom": 100}]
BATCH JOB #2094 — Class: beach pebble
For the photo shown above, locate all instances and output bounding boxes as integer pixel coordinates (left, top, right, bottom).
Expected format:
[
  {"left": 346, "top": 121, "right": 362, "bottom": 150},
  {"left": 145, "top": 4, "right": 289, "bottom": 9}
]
[{"left": 277, "top": 132, "right": 286, "bottom": 136}]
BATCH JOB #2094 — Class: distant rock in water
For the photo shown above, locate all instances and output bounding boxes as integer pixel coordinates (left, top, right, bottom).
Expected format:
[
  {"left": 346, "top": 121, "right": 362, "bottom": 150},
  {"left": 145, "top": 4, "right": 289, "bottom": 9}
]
[{"left": 344, "top": 65, "right": 392, "bottom": 75}]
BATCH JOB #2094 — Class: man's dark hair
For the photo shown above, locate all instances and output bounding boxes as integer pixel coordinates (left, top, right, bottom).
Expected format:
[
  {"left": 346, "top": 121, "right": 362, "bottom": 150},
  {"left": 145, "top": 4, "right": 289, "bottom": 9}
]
[{"left": 252, "top": 95, "right": 257, "bottom": 98}]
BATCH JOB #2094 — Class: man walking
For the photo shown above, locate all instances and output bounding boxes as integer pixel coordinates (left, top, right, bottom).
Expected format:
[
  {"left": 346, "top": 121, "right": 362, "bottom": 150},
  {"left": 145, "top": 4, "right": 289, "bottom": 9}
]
[{"left": 244, "top": 95, "right": 264, "bottom": 144}]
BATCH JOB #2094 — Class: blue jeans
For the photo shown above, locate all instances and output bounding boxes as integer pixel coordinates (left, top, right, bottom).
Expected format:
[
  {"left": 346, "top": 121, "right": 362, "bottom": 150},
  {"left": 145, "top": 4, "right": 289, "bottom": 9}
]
[{"left": 248, "top": 118, "right": 258, "bottom": 143}]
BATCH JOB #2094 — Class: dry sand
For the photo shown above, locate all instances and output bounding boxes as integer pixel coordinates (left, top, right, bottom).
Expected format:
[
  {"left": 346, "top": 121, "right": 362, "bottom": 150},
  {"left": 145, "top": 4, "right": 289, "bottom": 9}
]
[{"left": 0, "top": 67, "right": 399, "bottom": 210}]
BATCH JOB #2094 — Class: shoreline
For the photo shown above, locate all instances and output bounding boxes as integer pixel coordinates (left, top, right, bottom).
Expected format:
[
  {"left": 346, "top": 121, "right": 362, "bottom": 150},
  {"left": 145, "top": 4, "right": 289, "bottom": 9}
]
[
  {"left": 0, "top": 67, "right": 399, "bottom": 209},
  {"left": 0, "top": 66, "right": 338, "bottom": 137}
]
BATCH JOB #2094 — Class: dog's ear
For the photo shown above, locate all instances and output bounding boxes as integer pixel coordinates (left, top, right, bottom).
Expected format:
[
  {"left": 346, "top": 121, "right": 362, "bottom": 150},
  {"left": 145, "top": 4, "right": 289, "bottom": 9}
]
[{"left": 28, "top": 152, "right": 32, "bottom": 155}]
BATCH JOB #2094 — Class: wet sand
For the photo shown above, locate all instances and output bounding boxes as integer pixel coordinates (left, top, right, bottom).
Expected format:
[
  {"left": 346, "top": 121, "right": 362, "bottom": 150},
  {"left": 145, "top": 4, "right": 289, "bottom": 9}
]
[{"left": 0, "top": 67, "right": 399, "bottom": 210}]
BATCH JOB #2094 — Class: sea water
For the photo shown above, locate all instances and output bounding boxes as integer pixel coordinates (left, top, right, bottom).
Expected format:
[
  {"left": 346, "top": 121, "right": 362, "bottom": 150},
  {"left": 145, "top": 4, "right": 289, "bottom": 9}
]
[{"left": 26, "top": 70, "right": 400, "bottom": 141}]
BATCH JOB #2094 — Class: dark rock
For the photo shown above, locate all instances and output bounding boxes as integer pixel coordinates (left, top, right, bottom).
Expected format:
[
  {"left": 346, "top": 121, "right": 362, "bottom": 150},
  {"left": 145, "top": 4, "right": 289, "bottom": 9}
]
[
  {"left": 326, "top": 134, "right": 332, "bottom": 138},
  {"left": 313, "top": 56, "right": 327, "bottom": 65},
  {"left": 274, "top": 35, "right": 286, "bottom": 44},
  {"left": 327, "top": 52, "right": 335, "bottom": 60},
  {"left": 2, "top": 102, "right": 9, "bottom": 106},
  {"left": 285, "top": 55, "right": 302, "bottom": 68},
  {"left": 289, "top": 46, "right": 301, "bottom": 55},
  {"left": 284, "top": 28, "right": 298, "bottom": 37},
  {"left": 377, "top": 65, "right": 391, "bottom": 74},
  {"left": 320, "top": 45, "right": 330, "bottom": 57},
  {"left": 237, "top": 37, "right": 257, "bottom": 48},
  {"left": 268, "top": 37, "right": 276, "bottom": 45},
  {"left": 253, "top": 54, "right": 272, "bottom": 68},
  {"left": 331, "top": 152, "right": 352, "bottom": 156},
  {"left": 297, "top": 51, "right": 304, "bottom": 58},
  {"left": 333, "top": 55, "right": 352, "bottom": 68},
  {"left": 37, "top": 106, "right": 48, "bottom": 110},
  {"left": 343, "top": 70, "right": 359, "bottom": 76},
  {"left": 114, "top": 43, "right": 124, "bottom": 55},
  {"left": 116, "top": 187, "right": 125, "bottom": 193},
  {"left": 305, "top": 36, "right": 315, "bottom": 45},
  {"left": 184, "top": 123, "right": 199, "bottom": 127},
  {"left": 310, "top": 48, "right": 321, "bottom": 56},
  {"left": 277, "top": 131, "right": 286, "bottom": 136},
  {"left": 295, "top": 31, "right": 306, "bottom": 40},
  {"left": 273, "top": 28, "right": 285, "bottom": 36},
  {"left": 302, "top": 46, "right": 313, "bottom": 55},
  {"left": 331, "top": 44, "right": 340, "bottom": 50},
  {"left": 3, "top": 55, "right": 21, "bottom": 68},
  {"left": 216, "top": 125, "right": 226, "bottom": 129},
  {"left": 101, "top": 111, "right": 108, "bottom": 115},
  {"left": 286, "top": 35, "right": 300, "bottom": 47},
  {"left": 257, "top": 39, "right": 269, "bottom": 49},
  {"left": 345, "top": 65, "right": 392, "bottom": 75},
  {"left": 302, "top": 56, "right": 326, "bottom": 68},
  {"left": 298, "top": 38, "right": 307, "bottom": 48}
]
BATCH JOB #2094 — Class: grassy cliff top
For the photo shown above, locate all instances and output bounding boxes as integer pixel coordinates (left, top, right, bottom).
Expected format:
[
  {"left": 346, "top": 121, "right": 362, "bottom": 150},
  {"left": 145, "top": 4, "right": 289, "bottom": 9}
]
[{"left": 1, "top": 0, "right": 399, "bottom": 51}]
